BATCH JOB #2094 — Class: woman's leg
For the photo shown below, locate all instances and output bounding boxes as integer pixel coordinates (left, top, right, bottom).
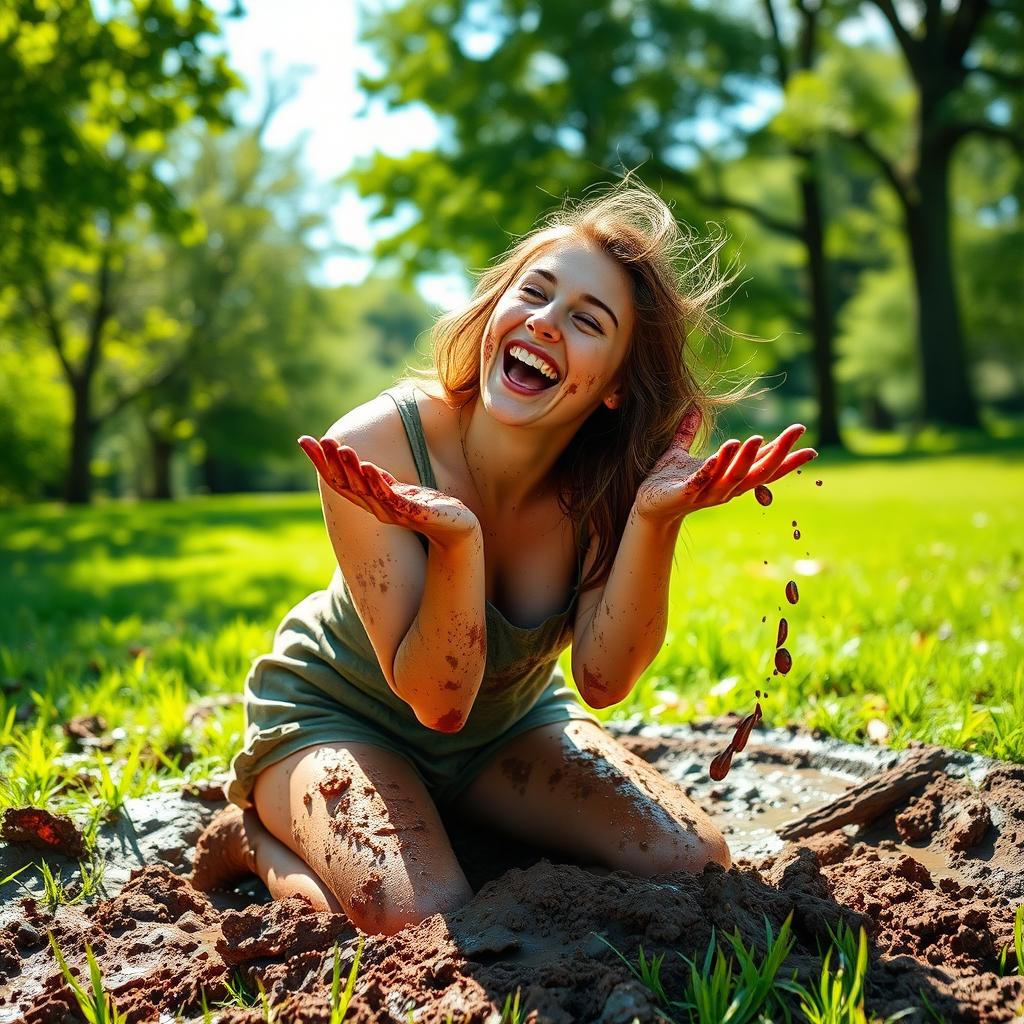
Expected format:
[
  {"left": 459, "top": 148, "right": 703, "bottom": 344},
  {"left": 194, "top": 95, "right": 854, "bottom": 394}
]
[
  {"left": 450, "top": 720, "right": 730, "bottom": 874},
  {"left": 251, "top": 741, "right": 474, "bottom": 935}
]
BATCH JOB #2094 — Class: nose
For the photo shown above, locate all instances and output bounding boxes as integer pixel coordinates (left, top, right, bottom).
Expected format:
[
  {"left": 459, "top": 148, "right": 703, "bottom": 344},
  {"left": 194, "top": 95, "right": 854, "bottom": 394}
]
[{"left": 526, "top": 312, "right": 560, "bottom": 341}]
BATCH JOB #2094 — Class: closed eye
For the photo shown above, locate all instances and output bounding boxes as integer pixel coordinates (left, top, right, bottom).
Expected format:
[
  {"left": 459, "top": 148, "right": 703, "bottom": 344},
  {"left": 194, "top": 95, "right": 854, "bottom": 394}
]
[{"left": 520, "top": 285, "right": 603, "bottom": 333}]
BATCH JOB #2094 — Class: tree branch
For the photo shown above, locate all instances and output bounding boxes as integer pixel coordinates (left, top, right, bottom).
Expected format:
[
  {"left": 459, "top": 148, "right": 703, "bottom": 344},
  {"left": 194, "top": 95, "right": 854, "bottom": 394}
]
[
  {"left": 965, "top": 62, "right": 1024, "bottom": 88},
  {"left": 31, "top": 268, "right": 78, "bottom": 385},
  {"left": 654, "top": 160, "right": 802, "bottom": 238},
  {"left": 837, "top": 129, "right": 914, "bottom": 212},
  {"left": 946, "top": 0, "right": 991, "bottom": 68},
  {"left": 941, "top": 118, "right": 1024, "bottom": 151},
  {"left": 83, "top": 245, "right": 113, "bottom": 388},
  {"left": 868, "top": 0, "right": 921, "bottom": 76},
  {"left": 762, "top": 0, "right": 790, "bottom": 85}
]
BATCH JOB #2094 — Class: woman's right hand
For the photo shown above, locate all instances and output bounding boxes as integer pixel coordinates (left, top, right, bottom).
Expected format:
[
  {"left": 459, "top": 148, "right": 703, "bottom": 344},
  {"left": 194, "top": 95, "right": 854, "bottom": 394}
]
[{"left": 298, "top": 436, "right": 480, "bottom": 546}]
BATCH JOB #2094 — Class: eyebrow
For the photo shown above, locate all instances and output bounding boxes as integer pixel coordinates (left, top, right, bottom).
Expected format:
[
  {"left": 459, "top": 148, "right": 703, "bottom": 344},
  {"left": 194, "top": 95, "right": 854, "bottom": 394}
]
[{"left": 528, "top": 268, "right": 620, "bottom": 330}]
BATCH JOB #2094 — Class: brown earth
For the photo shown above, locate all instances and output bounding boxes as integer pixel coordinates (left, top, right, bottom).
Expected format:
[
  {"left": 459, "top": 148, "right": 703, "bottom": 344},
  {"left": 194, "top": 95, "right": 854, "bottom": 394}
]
[{"left": 1, "top": 729, "right": 1022, "bottom": 1023}]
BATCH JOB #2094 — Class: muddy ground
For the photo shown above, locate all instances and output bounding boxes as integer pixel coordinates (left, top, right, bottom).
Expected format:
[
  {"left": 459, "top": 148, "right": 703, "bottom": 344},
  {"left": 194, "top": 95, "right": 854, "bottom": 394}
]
[{"left": 1, "top": 720, "right": 1022, "bottom": 1023}]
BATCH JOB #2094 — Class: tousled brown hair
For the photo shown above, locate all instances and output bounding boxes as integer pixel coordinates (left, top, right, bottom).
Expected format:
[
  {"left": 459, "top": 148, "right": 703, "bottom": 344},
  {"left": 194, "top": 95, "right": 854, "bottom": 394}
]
[{"left": 402, "top": 177, "right": 749, "bottom": 593}]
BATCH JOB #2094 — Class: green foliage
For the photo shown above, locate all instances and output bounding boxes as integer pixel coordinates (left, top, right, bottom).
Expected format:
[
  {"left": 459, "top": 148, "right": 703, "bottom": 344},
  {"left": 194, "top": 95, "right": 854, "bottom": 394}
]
[
  {"left": 595, "top": 915, "right": 793, "bottom": 1022},
  {"left": 330, "top": 937, "right": 365, "bottom": 1023},
  {"left": 998, "top": 904, "right": 1024, "bottom": 977},
  {"left": 0, "top": 0, "right": 238, "bottom": 253},
  {"left": 349, "top": 0, "right": 769, "bottom": 277},
  {"left": 681, "top": 916, "right": 794, "bottom": 1023},
  {"left": 499, "top": 987, "right": 526, "bottom": 1024},
  {"left": 47, "top": 934, "right": 128, "bottom": 1024}
]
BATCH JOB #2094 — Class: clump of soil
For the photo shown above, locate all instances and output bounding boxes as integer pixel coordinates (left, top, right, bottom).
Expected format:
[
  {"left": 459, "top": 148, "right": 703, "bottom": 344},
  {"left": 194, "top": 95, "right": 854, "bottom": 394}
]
[
  {"left": 1, "top": 808, "right": 87, "bottom": 860},
  {"left": 1, "top": 732, "right": 1022, "bottom": 1023}
]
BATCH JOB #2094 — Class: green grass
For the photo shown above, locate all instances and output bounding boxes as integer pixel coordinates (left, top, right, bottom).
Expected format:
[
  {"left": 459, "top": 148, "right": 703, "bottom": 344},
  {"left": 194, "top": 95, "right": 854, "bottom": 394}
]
[
  {"left": 611, "top": 451, "right": 1024, "bottom": 761},
  {"left": 0, "top": 454, "right": 1021, "bottom": 845}
]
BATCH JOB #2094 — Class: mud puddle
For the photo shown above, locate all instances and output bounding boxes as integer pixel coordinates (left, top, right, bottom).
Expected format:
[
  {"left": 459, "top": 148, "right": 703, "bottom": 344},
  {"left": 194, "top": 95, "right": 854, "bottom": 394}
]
[{"left": 1, "top": 722, "right": 1022, "bottom": 1023}]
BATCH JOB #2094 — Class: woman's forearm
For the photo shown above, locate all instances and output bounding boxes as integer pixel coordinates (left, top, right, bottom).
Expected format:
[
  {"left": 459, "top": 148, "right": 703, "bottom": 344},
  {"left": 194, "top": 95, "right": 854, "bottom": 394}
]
[
  {"left": 571, "top": 505, "right": 683, "bottom": 708},
  {"left": 392, "top": 527, "right": 487, "bottom": 732}
]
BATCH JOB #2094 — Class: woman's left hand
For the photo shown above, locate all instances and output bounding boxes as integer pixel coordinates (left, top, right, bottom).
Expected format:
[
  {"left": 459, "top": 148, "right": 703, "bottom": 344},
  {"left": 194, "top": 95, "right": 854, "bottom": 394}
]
[{"left": 634, "top": 415, "right": 818, "bottom": 525}]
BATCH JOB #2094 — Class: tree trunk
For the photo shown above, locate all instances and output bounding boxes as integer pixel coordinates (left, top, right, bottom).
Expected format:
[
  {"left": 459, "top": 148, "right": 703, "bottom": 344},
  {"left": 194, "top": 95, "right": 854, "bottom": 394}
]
[
  {"left": 797, "top": 160, "right": 842, "bottom": 447},
  {"left": 64, "top": 379, "right": 93, "bottom": 505},
  {"left": 149, "top": 433, "right": 175, "bottom": 500},
  {"left": 906, "top": 147, "right": 980, "bottom": 427}
]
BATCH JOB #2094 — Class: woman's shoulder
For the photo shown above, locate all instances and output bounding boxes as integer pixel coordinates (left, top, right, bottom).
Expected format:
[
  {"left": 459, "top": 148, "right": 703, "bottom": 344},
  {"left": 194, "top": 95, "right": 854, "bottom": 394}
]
[
  {"left": 320, "top": 379, "right": 456, "bottom": 484},
  {"left": 320, "top": 387, "right": 419, "bottom": 482}
]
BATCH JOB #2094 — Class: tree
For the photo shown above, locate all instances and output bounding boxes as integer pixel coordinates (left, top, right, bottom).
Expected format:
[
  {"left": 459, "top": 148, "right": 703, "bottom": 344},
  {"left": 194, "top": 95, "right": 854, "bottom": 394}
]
[
  {"left": 349, "top": 2, "right": 765, "bottom": 268},
  {"left": 0, "top": 0, "right": 239, "bottom": 503},
  {"left": 828, "top": 0, "right": 1023, "bottom": 427}
]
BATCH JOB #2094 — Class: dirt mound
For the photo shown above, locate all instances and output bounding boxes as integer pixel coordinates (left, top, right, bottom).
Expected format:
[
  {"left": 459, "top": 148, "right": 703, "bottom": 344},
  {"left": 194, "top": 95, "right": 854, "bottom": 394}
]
[{"left": 1, "top": 727, "right": 1022, "bottom": 1023}]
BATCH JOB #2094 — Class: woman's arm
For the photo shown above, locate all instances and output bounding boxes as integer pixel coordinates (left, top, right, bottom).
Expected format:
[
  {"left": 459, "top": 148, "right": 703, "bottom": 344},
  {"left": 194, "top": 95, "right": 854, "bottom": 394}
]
[
  {"left": 301, "top": 403, "right": 487, "bottom": 732},
  {"left": 571, "top": 421, "right": 816, "bottom": 708},
  {"left": 391, "top": 527, "right": 486, "bottom": 733},
  {"left": 570, "top": 510, "right": 681, "bottom": 708}
]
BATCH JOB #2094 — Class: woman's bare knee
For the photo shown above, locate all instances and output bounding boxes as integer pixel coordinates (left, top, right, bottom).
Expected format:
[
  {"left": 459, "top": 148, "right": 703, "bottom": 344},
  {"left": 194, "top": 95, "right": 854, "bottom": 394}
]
[
  {"left": 352, "top": 874, "right": 474, "bottom": 936},
  {"left": 253, "top": 743, "right": 473, "bottom": 934}
]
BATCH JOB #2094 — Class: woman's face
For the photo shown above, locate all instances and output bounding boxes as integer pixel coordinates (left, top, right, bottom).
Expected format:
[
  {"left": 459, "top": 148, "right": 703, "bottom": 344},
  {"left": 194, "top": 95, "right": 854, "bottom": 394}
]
[{"left": 479, "top": 236, "right": 635, "bottom": 427}]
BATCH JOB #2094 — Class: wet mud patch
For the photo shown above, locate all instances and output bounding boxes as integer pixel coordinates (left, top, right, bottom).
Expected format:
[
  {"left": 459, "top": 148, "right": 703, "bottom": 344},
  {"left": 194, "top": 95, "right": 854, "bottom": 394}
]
[{"left": 1, "top": 723, "right": 1022, "bottom": 1022}]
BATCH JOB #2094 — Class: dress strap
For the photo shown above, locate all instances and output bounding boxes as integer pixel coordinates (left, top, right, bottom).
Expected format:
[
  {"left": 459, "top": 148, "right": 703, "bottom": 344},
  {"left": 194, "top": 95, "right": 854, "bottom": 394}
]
[{"left": 382, "top": 385, "right": 438, "bottom": 490}]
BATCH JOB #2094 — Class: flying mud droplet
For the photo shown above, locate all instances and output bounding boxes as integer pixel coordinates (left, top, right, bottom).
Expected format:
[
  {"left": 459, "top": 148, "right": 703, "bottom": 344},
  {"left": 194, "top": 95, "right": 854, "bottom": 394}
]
[
  {"left": 774, "top": 648, "right": 792, "bottom": 675},
  {"left": 815, "top": 479, "right": 823, "bottom": 487},
  {"left": 793, "top": 529, "right": 801, "bottom": 540},
  {"left": 709, "top": 747, "right": 734, "bottom": 781},
  {"left": 708, "top": 701, "right": 763, "bottom": 780},
  {"left": 776, "top": 618, "right": 788, "bottom": 648},
  {"left": 785, "top": 580, "right": 799, "bottom": 605},
  {"left": 754, "top": 485, "right": 773, "bottom": 506}
]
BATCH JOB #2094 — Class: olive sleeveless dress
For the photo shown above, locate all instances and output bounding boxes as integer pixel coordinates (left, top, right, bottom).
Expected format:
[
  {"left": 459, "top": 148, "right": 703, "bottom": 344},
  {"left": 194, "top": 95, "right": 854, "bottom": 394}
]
[{"left": 226, "top": 385, "right": 600, "bottom": 809}]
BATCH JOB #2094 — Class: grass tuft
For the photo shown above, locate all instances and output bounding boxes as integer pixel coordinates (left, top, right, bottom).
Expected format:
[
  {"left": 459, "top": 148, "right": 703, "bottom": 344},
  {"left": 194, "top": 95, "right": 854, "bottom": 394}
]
[
  {"left": 330, "top": 936, "right": 365, "bottom": 1023},
  {"left": 48, "top": 933, "right": 128, "bottom": 1024}
]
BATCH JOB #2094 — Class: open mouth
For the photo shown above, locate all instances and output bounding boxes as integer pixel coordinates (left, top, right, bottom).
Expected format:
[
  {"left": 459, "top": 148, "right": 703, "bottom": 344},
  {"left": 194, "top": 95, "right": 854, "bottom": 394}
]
[{"left": 502, "top": 343, "right": 560, "bottom": 393}]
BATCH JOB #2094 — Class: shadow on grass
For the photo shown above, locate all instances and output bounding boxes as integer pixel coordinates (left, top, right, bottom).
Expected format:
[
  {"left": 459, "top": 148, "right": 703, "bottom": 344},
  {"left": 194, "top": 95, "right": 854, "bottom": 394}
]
[{"left": 0, "top": 494, "right": 327, "bottom": 637}]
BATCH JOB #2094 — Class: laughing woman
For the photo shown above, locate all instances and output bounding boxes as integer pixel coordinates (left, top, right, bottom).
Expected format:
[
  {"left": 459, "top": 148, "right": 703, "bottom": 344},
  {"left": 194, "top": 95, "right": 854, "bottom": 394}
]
[{"left": 190, "top": 181, "right": 816, "bottom": 935}]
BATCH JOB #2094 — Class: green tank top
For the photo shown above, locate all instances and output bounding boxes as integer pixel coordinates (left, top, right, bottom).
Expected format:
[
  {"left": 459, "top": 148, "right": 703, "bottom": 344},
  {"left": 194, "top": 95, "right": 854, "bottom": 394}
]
[{"left": 296, "top": 385, "right": 588, "bottom": 754}]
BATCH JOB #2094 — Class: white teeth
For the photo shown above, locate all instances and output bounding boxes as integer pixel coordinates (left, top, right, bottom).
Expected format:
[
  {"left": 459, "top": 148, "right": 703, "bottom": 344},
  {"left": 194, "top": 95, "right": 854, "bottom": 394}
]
[{"left": 509, "top": 344, "right": 559, "bottom": 381}]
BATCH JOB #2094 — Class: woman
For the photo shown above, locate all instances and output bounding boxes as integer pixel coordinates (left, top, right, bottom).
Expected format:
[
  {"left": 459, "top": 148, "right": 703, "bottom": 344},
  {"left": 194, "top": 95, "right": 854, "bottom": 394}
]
[{"left": 191, "top": 182, "right": 816, "bottom": 935}]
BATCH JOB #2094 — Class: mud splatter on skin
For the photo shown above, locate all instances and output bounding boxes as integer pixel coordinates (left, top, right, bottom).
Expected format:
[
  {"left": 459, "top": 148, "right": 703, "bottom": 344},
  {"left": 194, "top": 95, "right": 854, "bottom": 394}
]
[
  {"left": 466, "top": 622, "right": 486, "bottom": 658},
  {"left": 443, "top": 680, "right": 460, "bottom": 691},
  {"left": 582, "top": 667, "right": 609, "bottom": 696},
  {"left": 445, "top": 655, "right": 459, "bottom": 670},
  {"left": 500, "top": 757, "right": 533, "bottom": 796},
  {"left": 433, "top": 709, "right": 464, "bottom": 733},
  {"left": 565, "top": 382, "right": 579, "bottom": 395}
]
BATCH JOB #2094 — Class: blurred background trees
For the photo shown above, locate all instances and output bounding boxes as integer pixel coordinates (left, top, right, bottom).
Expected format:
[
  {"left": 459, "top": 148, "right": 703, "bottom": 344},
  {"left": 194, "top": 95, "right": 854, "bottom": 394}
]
[{"left": 1, "top": 0, "right": 1020, "bottom": 505}]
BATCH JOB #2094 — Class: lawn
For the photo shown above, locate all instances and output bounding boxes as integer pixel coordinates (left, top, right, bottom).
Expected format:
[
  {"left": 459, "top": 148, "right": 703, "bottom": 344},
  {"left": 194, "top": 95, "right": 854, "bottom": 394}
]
[{"left": 1, "top": 450, "right": 1022, "bottom": 830}]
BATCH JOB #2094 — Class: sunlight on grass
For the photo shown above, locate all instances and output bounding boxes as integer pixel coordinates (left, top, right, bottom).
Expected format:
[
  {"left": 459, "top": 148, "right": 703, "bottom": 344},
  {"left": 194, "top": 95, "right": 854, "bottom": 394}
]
[{"left": 1, "top": 452, "right": 1021, "bottom": 830}]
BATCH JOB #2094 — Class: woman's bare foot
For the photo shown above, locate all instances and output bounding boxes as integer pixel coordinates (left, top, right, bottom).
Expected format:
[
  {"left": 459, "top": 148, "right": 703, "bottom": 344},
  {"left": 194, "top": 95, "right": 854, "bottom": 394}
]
[{"left": 190, "top": 804, "right": 261, "bottom": 891}]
